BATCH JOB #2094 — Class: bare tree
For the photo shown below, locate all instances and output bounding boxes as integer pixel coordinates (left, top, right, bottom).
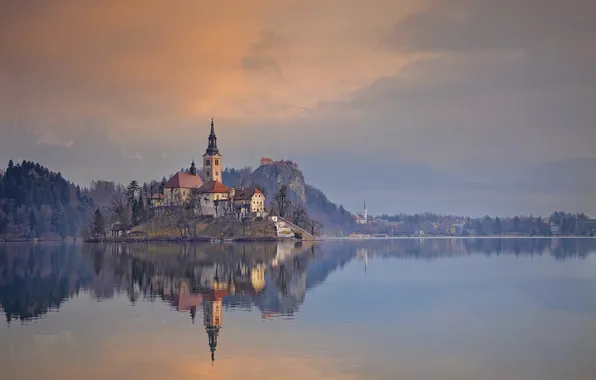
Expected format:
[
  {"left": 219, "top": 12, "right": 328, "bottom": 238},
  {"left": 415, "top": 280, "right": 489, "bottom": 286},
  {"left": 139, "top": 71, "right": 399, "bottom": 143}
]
[
  {"left": 307, "top": 219, "right": 323, "bottom": 236},
  {"left": 187, "top": 188, "right": 203, "bottom": 217},
  {"left": 110, "top": 195, "right": 131, "bottom": 230},
  {"left": 273, "top": 185, "right": 292, "bottom": 218},
  {"left": 175, "top": 207, "right": 191, "bottom": 238},
  {"left": 291, "top": 204, "right": 309, "bottom": 229},
  {"left": 221, "top": 199, "right": 237, "bottom": 237},
  {"left": 242, "top": 217, "right": 251, "bottom": 236}
]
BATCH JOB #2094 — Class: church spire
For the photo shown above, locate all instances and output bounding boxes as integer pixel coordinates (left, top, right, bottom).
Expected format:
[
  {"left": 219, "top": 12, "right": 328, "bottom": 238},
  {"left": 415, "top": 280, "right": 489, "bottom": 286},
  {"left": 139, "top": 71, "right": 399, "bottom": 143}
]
[
  {"left": 190, "top": 159, "right": 197, "bottom": 175},
  {"left": 206, "top": 118, "right": 219, "bottom": 155}
]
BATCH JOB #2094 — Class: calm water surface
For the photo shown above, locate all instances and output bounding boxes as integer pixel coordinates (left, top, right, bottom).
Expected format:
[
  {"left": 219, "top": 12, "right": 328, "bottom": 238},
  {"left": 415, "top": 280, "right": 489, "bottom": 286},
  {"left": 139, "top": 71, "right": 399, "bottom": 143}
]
[{"left": 1, "top": 238, "right": 595, "bottom": 380}]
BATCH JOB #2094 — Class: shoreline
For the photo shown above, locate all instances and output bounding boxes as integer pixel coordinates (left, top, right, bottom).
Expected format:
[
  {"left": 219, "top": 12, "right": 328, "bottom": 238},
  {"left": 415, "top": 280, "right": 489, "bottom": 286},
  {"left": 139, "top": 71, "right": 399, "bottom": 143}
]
[{"left": 1, "top": 235, "right": 595, "bottom": 244}]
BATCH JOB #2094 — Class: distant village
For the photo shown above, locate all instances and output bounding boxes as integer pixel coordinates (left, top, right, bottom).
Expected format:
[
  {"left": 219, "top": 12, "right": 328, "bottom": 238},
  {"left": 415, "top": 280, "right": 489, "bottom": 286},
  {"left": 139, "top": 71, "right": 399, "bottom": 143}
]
[{"left": 350, "top": 208, "right": 596, "bottom": 238}]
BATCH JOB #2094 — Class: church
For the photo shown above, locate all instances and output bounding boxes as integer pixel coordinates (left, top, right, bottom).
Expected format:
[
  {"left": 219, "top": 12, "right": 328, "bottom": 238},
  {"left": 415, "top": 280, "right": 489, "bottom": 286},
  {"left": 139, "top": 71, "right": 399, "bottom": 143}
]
[{"left": 156, "top": 119, "right": 266, "bottom": 219}]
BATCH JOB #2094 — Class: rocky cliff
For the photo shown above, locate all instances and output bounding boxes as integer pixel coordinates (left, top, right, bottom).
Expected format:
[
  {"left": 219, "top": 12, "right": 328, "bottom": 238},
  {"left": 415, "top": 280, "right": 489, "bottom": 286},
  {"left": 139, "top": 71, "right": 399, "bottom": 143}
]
[
  {"left": 223, "top": 162, "right": 355, "bottom": 234},
  {"left": 251, "top": 163, "right": 306, "bottom": 206}
]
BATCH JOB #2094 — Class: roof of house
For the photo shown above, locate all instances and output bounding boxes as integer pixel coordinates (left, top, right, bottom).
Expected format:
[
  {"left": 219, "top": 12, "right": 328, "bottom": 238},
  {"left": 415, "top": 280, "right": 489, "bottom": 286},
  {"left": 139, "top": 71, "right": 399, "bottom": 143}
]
[
  {"left": 111, "top": 222, "right": 125, "bottom": 231},
  {"left": 164, "top": 172, "right": 204, "bottom": 189},
  {"left": 197, "top": 180, "right": 231, "bottom": 194},
  {"left": 234, "top": 187, "right": 263, "bottom": 200},
  {"left": 150, "top": 193, "right": 165, "bottom": 199}
]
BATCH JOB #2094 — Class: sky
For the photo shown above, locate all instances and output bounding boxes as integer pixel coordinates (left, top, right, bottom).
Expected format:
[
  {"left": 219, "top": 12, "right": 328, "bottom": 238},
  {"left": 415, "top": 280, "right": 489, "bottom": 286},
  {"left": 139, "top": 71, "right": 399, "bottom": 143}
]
[{"left": 0, "top": 0, "right": 595, "bottom": 216}]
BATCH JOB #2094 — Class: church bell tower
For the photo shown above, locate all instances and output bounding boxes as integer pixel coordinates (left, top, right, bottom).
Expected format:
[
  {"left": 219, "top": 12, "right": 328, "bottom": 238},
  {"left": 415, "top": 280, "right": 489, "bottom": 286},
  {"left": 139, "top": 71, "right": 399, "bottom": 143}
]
[{"left": 203, "top": 118, "right": 222, "bottom": 182}]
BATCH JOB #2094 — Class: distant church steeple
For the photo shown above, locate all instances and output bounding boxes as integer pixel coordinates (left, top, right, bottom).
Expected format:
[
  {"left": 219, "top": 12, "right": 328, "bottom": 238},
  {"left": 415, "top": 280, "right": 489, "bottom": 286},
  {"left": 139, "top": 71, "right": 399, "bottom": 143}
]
[{"left": 189, "top": 159, "right": 197, "bottom": 175}]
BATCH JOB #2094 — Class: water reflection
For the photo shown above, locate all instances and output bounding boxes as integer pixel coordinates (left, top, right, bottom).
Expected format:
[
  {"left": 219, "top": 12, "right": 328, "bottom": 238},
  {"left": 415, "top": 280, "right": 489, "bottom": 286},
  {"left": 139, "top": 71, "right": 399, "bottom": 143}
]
[
  {"left": 1, "top": 238, "right": 595, "bottom": 378},
  {"left": 1, "top": 238, "right": 594, "bottom": 324}
]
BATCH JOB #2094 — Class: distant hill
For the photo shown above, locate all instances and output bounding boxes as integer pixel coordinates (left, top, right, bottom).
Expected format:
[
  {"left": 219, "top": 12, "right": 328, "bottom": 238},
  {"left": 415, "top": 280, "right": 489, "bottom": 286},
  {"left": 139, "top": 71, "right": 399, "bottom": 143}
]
[
  {"left": 0, "top": 160, "right": 94, "bottom": 240},
  {"left": 223, "top": 162, "right": 356, "bottom": 234}
]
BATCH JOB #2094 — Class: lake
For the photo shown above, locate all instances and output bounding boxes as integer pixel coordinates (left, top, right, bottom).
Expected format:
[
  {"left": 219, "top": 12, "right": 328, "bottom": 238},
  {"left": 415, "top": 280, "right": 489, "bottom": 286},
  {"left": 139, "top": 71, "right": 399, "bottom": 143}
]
[{"left": 1, "top": 238, "right": 595, "bottom": 379}]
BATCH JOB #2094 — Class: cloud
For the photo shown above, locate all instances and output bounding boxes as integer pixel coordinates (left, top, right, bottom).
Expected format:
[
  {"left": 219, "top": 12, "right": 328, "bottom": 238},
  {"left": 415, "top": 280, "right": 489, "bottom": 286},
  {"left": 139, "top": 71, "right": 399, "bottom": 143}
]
[
  {"left": 122, "top": 152, "right": 144, "bottom": 161},
  {"left": 242, "top": 29, "right": 286, "bottom": 79},
  {"left": 36, "top": 133, "right": 75, "bottom": 149},
  {"left": 383, "top": 0, "right": 596, "bottom": 53}
]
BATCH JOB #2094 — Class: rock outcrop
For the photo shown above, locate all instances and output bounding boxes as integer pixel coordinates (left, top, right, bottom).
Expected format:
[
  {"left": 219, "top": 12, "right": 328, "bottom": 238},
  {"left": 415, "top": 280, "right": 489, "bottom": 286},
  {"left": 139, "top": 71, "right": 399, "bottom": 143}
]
[
  {"left": 251, "top": 162, "right": 306, "bottom": 206},
  {"left": 223, "top": 162, "right": 356, "bottom": 234}
]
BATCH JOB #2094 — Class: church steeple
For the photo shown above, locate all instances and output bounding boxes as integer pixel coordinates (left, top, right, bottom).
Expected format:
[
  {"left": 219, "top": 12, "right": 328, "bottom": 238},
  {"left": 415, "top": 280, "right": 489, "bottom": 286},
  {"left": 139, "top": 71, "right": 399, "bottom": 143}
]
[
  {"left": 189, "top": 159, "right": 197, "bottom": 175},
  {"left": 206, "top": 118, "right": 219, "bottom": 155},
  {"left": 203, "top": 118, "right": 222, "bottom": 182}
]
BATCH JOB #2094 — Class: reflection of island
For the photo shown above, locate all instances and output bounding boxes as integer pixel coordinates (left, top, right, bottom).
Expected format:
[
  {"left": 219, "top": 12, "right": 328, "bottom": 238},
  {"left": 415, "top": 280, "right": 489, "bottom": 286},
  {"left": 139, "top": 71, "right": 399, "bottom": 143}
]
[{"left": 1, "top": 238, "right": 596, "bottom": 326}]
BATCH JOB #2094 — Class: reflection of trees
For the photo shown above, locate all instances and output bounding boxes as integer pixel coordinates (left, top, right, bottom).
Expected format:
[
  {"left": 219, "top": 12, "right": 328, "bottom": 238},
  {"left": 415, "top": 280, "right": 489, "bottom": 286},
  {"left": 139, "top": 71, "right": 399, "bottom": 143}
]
[
  {"left": 0, "top": 244, "right": 94, "bottom": 323},
  {"left": 2, "top": 239, "right": 595, "bottom": 323}
]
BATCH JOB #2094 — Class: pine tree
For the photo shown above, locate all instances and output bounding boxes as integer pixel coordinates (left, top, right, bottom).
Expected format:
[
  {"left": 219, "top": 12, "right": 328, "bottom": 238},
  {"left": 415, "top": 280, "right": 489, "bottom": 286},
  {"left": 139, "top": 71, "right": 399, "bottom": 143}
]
[
  {"left": 51, "top": 203, "right": 65, "bottom": 237},
  {"left": 137, "top": 193, "right": 146, "bottom": 223},
  {"left": 28, "top": 209, "right": 37, "bottom": 238},
  {"left": 90, "top": 208, "right": 106, "bottom": 240}
]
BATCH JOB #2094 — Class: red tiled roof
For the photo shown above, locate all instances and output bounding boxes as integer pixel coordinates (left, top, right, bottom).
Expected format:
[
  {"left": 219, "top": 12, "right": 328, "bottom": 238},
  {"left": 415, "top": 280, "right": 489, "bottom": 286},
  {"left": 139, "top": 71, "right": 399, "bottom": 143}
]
[
  {"left": 197, "top": 180, "right": 231, "bottom": 194},
  {"left": 164, "top": 172, "right": 204, "bottom": 189},
  {"left": 202, "top": 289, "right": 229, "bottom": 301},
  {"left": 176, "top": 293, "right": 203, "bottom": 311},
  {"left": 234, "top": 187, "right": 263, "bottom": 200}
]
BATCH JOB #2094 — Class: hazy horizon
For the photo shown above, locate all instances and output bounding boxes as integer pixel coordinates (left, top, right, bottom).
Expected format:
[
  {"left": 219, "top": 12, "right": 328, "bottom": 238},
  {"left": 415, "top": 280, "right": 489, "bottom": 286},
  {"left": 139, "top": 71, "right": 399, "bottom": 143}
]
[{"left": 1, "top": 0, "right": 595, "bottom": 217}]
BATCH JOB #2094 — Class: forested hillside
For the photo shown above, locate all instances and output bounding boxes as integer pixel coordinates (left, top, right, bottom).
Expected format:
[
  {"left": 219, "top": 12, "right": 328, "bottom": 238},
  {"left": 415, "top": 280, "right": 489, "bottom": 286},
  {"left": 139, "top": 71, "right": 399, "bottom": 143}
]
[{"left": 0, "top": 160, "right": 94, "bottom": 239}]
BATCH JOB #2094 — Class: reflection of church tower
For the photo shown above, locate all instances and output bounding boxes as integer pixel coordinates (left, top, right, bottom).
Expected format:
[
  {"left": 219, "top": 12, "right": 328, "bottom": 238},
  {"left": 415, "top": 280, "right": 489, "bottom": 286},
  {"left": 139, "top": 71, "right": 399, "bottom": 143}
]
[
  {"left": 203, "top": 296, "right": 222, "bottom": 364},
  {"left": 203, "top": 284, "right": 227, "bottom": 365}
]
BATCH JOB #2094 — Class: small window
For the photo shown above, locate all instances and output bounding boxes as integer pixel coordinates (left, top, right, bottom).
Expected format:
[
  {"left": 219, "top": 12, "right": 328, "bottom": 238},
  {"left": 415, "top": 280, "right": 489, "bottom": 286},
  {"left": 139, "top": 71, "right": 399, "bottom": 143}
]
[
  {"left": 205, "top": 159, "right": 210, "bottom": 166},
  {"left": 206, "top": 171, "right": 210, "bottom": 176},
  {"left": 215, "top": 159, "right": 219, "bottom": 165}
]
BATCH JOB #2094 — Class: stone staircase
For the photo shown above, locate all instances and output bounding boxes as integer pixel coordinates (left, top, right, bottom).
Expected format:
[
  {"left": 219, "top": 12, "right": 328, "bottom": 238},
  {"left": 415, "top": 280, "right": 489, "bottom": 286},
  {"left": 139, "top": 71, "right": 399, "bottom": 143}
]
[{"left": 272, "top": 217, "right": 316, "bottom": 241}]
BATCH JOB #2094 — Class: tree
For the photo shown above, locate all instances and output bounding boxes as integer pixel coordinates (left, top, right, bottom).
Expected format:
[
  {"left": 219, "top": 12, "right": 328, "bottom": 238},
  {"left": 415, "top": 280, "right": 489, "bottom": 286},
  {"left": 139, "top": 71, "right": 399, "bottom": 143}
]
[
  {"left": 512, "top": 216, "right": 521, "bottom": 233},
  {"left": 126, "top": 180, "right": 140, "bottom": 203},
  {"left": 291, "top": 204, "right": 309, "bottom": 229},
  {"left": 89, "top": 209, "right": 106, "bottom": 240},
  {"left": 186, "top": 188, "right": 203, "bottom": 216},
  {"left": 307, "top": 219, "right": 323, "bottom": 236},
  {"left": 137, "top": 193, "right": 146, "bottom": 222},
  {"left": 185, "top": 188, "right": 204, "bottom": 237},
  {"left": 110, "top": 195, "right": 131, "bottom": 230},
  {"left": 273, "top": 185, "right": 292, "bottom": 218},
  {"left": 51, "top": 203, "right": 66, "bottom": 237},
  {"left": 28, "top": 209, "right": 37, "bottom": 238},
  {"left": 493, "top": 217, "right": 502, "bottom": 235}
]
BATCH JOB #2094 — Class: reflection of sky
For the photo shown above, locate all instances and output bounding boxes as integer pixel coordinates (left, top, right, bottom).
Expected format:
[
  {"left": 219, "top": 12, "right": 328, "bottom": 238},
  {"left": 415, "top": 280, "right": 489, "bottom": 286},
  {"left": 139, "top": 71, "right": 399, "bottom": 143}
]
[{"left": 1, "top": 243, "right": 596, "bottom": 379}]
